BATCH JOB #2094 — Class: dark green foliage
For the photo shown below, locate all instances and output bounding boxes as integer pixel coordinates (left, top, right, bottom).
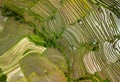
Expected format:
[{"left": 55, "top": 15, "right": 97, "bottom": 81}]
[
  {"left": 0, "top": 74, "right": 7, "bottom": 82},
  {"left": 29, "top": 32, "right": 59, "bottom": 48},
  {"left": 14, "top": 15, "right": 25, "bottom": 23},
  {"left": 0, "top": 68, "right": 7, "bottom": 82},
  {"left": 64, "top": 71, "right": 72, "bottom": 82},
  {"left": 0, "top": 5, "right": 25, "bottom": 23},
  {"left": 29, "top": 25, "right": 65, "bottom": 48},
  {"left": 103, "top": 79, "right": 110, "bottom": 82},
  {"left": 73, "top": 77, "right": 91, "bottom": 82},
  {"left": 27, "top": 22, "right": 36, "bottom": 27},
  {"left": 29, "top": 34, "right": 46, "bottom": 47},
  {"left": 92, "top": 46, "right": 99, "bottom": 51},
  {"left": 90, "top": 41, "right": 99, "bottom": 51},
  {"left": 79, "top": 77, "right": 90, "bottom": 80},
  {"left": 0, "top": 68, "right": 2, "bottom": 73},
  {"left": 60, "top": 0, "right": 67, "bottom": 5},
  {"left": 0, "top": 5, "right": 16, "bottom": 17},
  {"left": 32, "top": 0, "right": 40, "bottom": 3},
  {"left": 50, "top": 16, "right": 56, "bottom": 20},
  {"left": 44, "top": 38, "right": 57, "bottom": 48}
]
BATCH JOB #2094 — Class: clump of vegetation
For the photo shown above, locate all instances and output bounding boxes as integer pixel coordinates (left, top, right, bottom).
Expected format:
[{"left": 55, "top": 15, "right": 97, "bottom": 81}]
[
  {"left": 0, "top": 5, "right": 25, "bottom": 23},
  {"left": 0, "top": 68, "right": 7, "bottom": 82}
]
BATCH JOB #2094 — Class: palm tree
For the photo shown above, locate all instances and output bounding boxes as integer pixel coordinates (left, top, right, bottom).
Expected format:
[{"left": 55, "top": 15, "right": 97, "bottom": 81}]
[{"left": 0, "top": 0, "right": 120, "bottom": 82}]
